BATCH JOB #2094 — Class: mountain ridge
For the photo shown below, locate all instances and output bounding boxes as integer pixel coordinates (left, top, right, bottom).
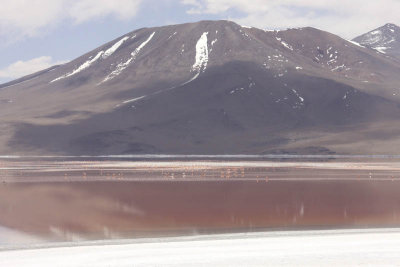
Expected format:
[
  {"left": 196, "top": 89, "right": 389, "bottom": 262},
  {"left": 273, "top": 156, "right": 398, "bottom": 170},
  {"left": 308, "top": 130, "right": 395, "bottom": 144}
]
[
  {"left": 2, "top": 20, "right": 400, "bottom": 155},
  {"left": 353, "top": 23, "right": 400, "bottom": 61}
]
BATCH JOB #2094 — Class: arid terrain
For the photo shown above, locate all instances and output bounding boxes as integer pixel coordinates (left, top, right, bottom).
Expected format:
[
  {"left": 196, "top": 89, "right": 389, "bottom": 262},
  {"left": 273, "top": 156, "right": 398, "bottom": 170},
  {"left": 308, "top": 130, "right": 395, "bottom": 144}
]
[{"left": 2, "top": 21, "right": 400, "bottom": 155}]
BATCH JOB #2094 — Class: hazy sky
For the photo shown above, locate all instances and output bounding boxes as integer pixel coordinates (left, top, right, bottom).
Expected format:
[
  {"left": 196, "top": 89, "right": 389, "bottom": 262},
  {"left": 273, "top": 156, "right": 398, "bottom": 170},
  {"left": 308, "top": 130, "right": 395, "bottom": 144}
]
[{"left": 1, "top": 0, "right": 399, "bottom": 83}]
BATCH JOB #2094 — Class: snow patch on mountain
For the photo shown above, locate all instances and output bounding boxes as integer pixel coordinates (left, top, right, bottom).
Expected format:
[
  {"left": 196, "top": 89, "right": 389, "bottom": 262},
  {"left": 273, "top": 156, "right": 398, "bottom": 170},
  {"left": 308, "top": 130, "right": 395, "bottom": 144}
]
[
  {"left": 123, "top": 95, "right": 147, "bottom": 104},
  {"left": 167, "top": 32, "right": 177, "bottom": 40},
  {"left": 361, "top": 31, "right": 387, "bottom": 47},
  {"left": 103, "top": 36, "right": 130, "bottom": 59},
  {"left": 331, "top": 64, "right": 346, "bottom": 71},
  {"left": 101, "top": 32, "right": 155, "bottom": 83},
  {"left": 347, "top": 40, "right": 365, "bottom": 48},
  {"left": 192, "top": 32, "right": 209, "bottom": 73},
  {"left": 51, "top": 51, "right": 104, "bottom": 83},
  {"left": 181, "top": 72, "right": 200, "bottom": 86},
  {"left": 292, "top": 89, "right": 304, "bottom": 103},
  {"left": 281, "top": 41, "right": 293, "bottom": 51},
  {"left": 276, "top": 37, "right": 293, "bottom": 51},
  {"left": 374, "top": 47, "right": 388, "bottom": 54}
]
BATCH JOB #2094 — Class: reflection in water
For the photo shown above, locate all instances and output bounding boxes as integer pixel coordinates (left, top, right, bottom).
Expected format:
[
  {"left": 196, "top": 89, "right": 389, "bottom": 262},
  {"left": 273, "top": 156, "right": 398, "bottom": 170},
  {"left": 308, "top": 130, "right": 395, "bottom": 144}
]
[
  {"left": 2, "top": 180, "right": 400, "bottom": 243},
  {"left": 1, "top": 159, "right": 400, "bottom": 245}
]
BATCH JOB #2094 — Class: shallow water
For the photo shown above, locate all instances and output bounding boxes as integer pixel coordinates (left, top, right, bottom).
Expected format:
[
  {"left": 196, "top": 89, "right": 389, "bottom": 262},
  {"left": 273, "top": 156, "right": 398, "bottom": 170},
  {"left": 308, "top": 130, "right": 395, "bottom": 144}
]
[{"left": 1, "top": 158, "right": 400, "bottom": 246}]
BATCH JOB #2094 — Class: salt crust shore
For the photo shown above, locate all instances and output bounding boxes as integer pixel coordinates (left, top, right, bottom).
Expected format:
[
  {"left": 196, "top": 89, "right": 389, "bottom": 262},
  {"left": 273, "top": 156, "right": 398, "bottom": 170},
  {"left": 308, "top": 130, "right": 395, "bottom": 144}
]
[{"left": 1, "top": 228, "right": 400, "bottom": 266}]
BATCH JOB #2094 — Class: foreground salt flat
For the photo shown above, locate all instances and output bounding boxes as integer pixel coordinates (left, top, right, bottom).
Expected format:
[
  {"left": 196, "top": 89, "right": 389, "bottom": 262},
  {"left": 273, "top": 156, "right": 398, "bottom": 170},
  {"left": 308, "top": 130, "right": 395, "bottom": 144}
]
[
  {"left": 1, "top": 229, "right": 400, "bottom": 267},
  {"left": 0, "top": 226, "right": 41, "bottom": 246}
]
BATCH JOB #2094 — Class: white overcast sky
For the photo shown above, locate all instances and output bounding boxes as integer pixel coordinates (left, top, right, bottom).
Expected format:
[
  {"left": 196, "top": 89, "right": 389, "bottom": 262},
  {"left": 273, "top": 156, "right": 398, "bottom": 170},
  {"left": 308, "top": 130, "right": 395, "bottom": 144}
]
[{"left": 0, "top": 0, "right": 399, "bottom": 83}]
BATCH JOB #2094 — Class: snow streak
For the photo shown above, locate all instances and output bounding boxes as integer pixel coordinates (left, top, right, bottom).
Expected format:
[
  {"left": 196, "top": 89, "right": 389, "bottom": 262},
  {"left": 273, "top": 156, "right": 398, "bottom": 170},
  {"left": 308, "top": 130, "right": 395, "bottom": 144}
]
[
  {"left": 123, "top": 95, "right": 147, "bottom": 104},
  {"left": 51, "top": 51, "right": 104, "bottom": 83},
  {"left": 192, "top": 32, "right": 209, "bottom": 73},
  {"left": 103, "top": 37, "right": 130, "bottom": 59},
  {"left": 101, "top": 32, "right": 155, "bottom": 84}
]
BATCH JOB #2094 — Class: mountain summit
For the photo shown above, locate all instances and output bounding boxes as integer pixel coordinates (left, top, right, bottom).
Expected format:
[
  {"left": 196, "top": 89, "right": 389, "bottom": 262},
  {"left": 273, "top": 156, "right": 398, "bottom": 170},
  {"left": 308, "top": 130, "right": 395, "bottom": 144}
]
[
  {"left": 1, "top": 20, "right": 400, "bottom": 155},
  {"left": 353, "top": 23, "right": 400, "bottom": 60}
]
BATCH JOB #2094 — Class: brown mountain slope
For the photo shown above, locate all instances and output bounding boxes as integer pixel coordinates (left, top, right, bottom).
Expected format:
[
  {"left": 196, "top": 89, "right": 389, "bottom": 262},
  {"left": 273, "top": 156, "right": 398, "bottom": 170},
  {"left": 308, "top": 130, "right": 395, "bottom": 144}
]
[{"left": 2, "top": 20, "right": 400, "bottom": 155}]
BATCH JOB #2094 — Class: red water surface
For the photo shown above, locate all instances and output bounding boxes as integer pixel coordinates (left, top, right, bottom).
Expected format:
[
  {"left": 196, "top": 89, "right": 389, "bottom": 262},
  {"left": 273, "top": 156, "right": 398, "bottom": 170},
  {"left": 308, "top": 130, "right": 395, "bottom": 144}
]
[{"left": 1, "top": 178, "right": 400, "bottom": 241}]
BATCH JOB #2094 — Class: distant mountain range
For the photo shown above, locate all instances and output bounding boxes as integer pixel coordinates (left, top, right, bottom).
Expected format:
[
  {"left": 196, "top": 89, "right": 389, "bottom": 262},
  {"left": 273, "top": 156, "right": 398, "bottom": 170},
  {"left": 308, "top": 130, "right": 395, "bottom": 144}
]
[{"left": 1, "top": 20, "right": 400, "bottom": 155}]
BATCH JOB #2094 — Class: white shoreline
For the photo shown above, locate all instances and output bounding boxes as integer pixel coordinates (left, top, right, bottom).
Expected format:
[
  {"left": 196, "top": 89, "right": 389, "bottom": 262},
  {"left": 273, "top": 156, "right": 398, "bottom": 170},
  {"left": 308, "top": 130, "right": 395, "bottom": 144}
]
[
  {"left": 1, "top": 228, "right": 400, "bottom": 266},
  {"left": 1, "top": 228, "right": 400, "bottom": 251}
]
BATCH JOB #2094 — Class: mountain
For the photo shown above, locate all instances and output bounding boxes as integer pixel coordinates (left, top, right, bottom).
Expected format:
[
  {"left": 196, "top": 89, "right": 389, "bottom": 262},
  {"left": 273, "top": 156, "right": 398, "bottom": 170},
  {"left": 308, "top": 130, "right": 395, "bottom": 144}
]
[
  {"left": 353, "top": 23, "right": 400, "bottom": 61},
  {"left": 2, "top": 20, "right": 400, "bottom": 155}
]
